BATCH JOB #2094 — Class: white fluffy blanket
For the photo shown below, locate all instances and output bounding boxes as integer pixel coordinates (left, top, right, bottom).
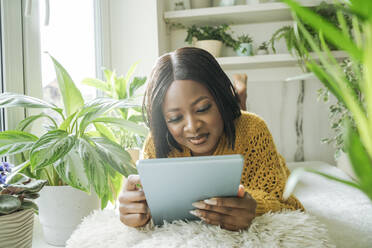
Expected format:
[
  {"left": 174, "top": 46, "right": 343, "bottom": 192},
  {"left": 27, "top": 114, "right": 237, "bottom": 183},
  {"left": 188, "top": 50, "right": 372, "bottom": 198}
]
[{"left": 66, "top": 210, "right": 334, "bottom": 248}]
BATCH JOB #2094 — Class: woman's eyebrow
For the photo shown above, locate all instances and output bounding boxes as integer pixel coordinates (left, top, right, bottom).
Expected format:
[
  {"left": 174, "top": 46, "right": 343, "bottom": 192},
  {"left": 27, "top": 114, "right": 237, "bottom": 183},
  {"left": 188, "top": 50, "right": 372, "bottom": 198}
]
[{"left": 191, "top": 96, "right": 209, "bottom": 106}]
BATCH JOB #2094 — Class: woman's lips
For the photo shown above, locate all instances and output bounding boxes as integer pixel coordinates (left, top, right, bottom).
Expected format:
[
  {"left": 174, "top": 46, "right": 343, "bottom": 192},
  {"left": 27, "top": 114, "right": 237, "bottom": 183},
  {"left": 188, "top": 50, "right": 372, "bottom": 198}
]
[{"left": 188, "top": 133, "right": 209, "bottom": 145}]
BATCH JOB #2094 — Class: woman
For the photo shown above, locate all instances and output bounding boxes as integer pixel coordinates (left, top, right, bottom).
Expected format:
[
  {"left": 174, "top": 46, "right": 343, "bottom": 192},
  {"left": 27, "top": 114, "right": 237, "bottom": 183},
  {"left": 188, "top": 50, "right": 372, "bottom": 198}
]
[{"left": 119, "top": 47, "right": 304, "bottom": 231}]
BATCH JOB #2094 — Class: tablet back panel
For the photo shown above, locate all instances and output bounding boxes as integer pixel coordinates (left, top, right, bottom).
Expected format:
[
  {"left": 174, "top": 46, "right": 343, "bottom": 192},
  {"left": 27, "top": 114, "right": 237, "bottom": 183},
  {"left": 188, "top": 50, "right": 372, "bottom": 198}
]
[{"left": 136, "top": 154, "right": 243, "bottom": 225}]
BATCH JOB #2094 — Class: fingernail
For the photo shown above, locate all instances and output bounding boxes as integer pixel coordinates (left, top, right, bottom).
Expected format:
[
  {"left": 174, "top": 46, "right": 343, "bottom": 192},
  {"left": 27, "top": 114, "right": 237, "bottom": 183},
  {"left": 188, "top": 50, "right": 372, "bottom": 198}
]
[
  {"left": 189, "top": 210, "right": 200, "bottom": 217},
  {"left": 192, "top": 201, "right": 205, "bottom": 209},
  {"left": 204, "top": 198, "right": 217, "bottom": 205}
]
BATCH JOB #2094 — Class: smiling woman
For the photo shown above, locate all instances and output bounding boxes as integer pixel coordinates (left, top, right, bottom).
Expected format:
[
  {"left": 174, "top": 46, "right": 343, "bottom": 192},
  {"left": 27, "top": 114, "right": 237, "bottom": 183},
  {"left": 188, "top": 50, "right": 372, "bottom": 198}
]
[{"left": 119, "top": 47, "right": 304, "bottom": 231}]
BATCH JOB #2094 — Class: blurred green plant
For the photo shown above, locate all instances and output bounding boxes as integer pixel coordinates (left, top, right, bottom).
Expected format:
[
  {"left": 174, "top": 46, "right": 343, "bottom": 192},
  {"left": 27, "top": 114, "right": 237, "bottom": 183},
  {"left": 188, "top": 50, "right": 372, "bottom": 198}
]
[
  {"left": 0, "top": 161, "right": 47, "bottom": 215},
  {"left": 270, "top": 2, "right": 352, "bottom": 71},
  {"left": 82, "top": 63, "right": 148, "bottom": 149},
  {"left": 0, "top": 55, "right": 146, "bottom": 208},
  {"left": 282, "top": 0, "right": 372, "bottom": 202},
  {"left": 318, "top": 59, "right": 361, "bottom": 159}
]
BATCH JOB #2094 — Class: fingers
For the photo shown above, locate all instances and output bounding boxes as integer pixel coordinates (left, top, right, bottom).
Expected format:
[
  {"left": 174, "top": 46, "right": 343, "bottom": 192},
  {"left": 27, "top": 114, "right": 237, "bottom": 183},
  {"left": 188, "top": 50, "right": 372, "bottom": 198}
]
[
  {"left": 237, "top": 184, "right": 245, "bottom": 198},
  {"left": 204, "top": 194, "right": 255, "bottom": 209},
  {"left": 192, "top": 201, "right": 247, "bottom": 217},
  {"left": 119, "top": 201, "right": 149, "bottom": 214},
  {"left": 119, "top": 190, "right": 146, "bottom": 203},
  {"left": 120, "top": 212, "right": 151, "bottom": 228},
  {"left": 125, "top": 174, "right": 142, "bottom": 191}
]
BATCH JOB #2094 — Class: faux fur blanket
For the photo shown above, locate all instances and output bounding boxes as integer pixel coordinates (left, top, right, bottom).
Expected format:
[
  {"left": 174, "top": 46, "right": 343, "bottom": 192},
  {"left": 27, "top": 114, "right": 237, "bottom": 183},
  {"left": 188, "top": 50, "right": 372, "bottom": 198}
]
[{"left": 66, "top": 210, "right": 334, "bottom": 248}]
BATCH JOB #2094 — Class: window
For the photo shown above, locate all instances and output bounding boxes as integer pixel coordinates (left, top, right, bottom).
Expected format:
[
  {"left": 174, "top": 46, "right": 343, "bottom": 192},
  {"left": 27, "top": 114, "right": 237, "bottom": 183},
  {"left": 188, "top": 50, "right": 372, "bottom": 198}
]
[{"left": 39, "top": 0, "right": 98, "bottom": 111}]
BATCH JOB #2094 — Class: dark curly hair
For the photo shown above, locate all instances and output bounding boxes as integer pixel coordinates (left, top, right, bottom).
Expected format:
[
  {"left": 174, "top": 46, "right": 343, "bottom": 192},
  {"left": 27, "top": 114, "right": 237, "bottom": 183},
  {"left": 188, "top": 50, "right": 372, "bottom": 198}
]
[{"left": 143, "top": 47, "right": 241, "bottom": 158}]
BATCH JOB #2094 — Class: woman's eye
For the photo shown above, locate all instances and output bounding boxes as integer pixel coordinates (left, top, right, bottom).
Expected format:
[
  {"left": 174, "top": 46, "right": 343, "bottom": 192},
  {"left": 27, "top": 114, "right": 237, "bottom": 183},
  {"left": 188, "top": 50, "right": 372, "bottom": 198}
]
[
  {"left": 167, "top": 115, "right": 182, "bottom": 123},
  {"left": 197, "top": 104, "right": 211, "bottom": 113}
]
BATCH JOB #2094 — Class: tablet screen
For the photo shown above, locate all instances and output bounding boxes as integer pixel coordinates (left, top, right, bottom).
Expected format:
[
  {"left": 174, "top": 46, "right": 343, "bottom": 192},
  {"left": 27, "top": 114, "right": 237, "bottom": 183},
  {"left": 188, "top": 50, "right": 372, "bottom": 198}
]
[{"left": 136, "top": 154, "right": 244, "bottom": 225}]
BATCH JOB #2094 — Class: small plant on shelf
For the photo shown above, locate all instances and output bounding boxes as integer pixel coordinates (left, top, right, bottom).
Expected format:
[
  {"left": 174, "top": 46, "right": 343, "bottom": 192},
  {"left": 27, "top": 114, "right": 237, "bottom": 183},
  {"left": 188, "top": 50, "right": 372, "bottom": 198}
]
[
  {"left": 257, "top": 41, "right": 269, "bottom": 55},
  {"left": 234, "top": 34, "right": 253, "bottom": 56}
]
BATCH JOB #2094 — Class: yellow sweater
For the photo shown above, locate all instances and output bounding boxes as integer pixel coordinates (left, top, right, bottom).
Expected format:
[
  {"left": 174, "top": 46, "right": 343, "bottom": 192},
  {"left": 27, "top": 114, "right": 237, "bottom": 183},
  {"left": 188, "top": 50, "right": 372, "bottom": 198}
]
[{"left": 142, "top": 111, "right": 304, "bottom": 216}]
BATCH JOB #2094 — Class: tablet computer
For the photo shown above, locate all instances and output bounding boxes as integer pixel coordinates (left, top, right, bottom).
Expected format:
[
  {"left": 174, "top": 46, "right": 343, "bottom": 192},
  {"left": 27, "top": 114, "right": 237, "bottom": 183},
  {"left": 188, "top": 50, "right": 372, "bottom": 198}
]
[{"left": 136, "top": 154, "right": 244, "bottom": 226}]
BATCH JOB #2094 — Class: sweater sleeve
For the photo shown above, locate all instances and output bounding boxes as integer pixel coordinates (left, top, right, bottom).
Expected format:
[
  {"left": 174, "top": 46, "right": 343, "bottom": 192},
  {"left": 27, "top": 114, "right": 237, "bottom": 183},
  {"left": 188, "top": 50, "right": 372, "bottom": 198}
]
[{"left": 240, "top": 117, "right": 304, "bottom": 216}]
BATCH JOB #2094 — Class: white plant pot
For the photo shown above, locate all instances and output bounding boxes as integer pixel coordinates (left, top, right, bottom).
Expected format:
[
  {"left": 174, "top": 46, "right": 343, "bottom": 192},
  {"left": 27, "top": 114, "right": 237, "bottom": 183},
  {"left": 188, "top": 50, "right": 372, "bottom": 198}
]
[
  {"left": 336, "top": 151, "right": 358, "bottom": 181},
  {"left": 36, "top": 186, "right": 100, "bottom": 246},
  {"left": 190, "top": 0, "right": 212, "bottom": 9},
  {"left": 194, "top": 40, "right": 223, "bottom": 57},
  {"left": 0, "top": 209, "right": 34, "bottom": 248},
  {"left": 256, "top": 49, "right": 269, "bottom": 55}
]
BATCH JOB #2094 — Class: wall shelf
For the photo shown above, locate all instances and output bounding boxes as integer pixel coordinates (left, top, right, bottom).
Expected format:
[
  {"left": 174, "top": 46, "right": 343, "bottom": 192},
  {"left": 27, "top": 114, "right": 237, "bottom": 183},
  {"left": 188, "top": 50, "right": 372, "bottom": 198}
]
[
  {"left": 164, "top": 2, "right": 319, "bottom": 27},
  {"left": 216, "top": 51, "right": 347, "bottom": 70}
]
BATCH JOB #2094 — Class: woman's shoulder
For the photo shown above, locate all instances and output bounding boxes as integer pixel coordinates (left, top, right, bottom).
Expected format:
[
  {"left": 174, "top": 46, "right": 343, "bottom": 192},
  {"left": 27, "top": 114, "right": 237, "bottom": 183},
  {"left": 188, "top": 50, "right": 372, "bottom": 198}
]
[{"left": 235, "top": 111, "right": 268, "bottom": 132}]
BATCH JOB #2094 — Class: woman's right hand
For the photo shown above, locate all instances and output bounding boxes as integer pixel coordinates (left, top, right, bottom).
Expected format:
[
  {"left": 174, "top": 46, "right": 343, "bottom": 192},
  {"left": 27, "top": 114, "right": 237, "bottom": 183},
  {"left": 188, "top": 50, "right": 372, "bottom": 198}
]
[{"left": 119, "top": 174, "right": 151, "bottom": 227}]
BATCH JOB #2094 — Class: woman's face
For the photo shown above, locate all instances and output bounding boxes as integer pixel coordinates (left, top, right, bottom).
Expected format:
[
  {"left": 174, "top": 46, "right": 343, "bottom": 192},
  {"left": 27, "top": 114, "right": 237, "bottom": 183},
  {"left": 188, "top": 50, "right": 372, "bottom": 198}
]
[{"left": 162, "top": 80, "right": 224, "bottom": 156}]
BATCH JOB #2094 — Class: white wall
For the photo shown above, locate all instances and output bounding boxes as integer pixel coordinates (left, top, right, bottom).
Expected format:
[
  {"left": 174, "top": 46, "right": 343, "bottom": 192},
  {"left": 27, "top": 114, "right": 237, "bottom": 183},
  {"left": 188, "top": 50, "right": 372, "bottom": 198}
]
[{"left": 108, "top": 0, "right": 160, "bottom": 77}]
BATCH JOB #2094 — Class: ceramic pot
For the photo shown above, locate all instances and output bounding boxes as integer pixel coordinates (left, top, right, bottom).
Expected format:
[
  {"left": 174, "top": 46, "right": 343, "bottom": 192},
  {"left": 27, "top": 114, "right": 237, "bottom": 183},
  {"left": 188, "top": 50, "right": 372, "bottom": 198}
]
[
  {"left": 194, "top": 40, "right": 223, "bottom": 57},
  {"left": 0, "top": 209, "right": 34, "bottom": 248},
  {"left": 236, "top": 43, "right": 253, "bottom": 56},
  {"left": 36, "top": 186, "right": 100, "bottom": 246},
  {"left": 190, "top": 0, "right": 212, "bottom": 9}
]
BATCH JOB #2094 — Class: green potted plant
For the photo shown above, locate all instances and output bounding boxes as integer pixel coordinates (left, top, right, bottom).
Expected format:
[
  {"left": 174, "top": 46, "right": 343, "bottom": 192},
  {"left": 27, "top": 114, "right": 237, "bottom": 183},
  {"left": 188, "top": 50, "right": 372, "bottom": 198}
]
[
  {"left": 82, "top": 62, "right": 148, "bottom": 162},
  {"left": 0, "top": 55, "right": 146, "bottom": 245},
  {"left": 256, "top": 41, "right": 269, "bottom": 55},
  {"left": 235, "top": 34, "right": 253, "bottom": 56},
  {"left": 0, "top": 161, "right": 47, "bottom": 248},
  {"left": 185, "top": 24, "right": 236, "bottom": 57},
  {"left": 282, "top": 0, "right": 372, "bottom": 203}
]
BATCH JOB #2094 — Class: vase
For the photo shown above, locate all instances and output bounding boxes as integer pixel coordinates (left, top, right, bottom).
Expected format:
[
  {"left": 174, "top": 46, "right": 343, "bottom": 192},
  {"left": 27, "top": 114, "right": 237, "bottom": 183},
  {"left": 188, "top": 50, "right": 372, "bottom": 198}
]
[
  {"left": 0, "top": 209, "right": 34, "bottom": 248},
  {"left": 190, "top": 0, "right": 212, "bottom": 9},
  {"left": 36, "top": 186, "right": 100, "bottom": 246},
  {"left": 236, "top": 43, "right": 253, "bottom": 56},
  {"left": 194, "top": 40, "right": 223, "bottom": 57},
  {"left": 219, "top": 0, "right": 236, "bottom": 6}
]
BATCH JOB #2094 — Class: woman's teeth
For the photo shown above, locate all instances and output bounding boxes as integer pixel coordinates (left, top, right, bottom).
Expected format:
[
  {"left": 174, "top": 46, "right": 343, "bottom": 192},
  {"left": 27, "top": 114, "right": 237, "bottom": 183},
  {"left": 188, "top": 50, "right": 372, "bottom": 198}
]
[{"left": 189, "top": 134, "right": 208, "bottom": 145}]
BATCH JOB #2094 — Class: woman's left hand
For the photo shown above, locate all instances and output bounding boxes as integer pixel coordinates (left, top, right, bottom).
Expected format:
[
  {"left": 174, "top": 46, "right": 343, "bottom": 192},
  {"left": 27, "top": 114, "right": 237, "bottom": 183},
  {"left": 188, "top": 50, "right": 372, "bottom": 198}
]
[{"left": 190, "top": 185, "right": 256, "bottom": 231}]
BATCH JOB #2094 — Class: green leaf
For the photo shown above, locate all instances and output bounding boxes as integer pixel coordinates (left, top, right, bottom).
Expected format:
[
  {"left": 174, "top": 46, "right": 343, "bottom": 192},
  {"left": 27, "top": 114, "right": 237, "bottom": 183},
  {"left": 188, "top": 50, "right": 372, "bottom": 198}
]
[
  {"left": 60, "top": 112, "right": 77, "bottom": 131},
  {"left": 344, "top": 124, "right": 372, "bottom": 197},
  {"left": 0, "top": 92, "right": 60, "bottom": 110},
  {"left": 0, "top": 131, "right": 38, "bottom": 156},
  {"left": 129, "top": 77, "right": 147, "bottom": 97},
  {"left": 349, "top": 0, "right": 372, "bottom": 20},
  {"left": 20, "top": 199, "right": 38, "bottom": 212},
  {"left": 93, "top": 117, "right": 149, "bottom": 137},
  {"left": 115, "top": 77, "right": 127, "bottom": 99},
  {"left": 93, "top": 123, "right": 117, "bottom": 143},
  {"left": 91, "top": 137, "right": 137, "bottom": 177},
  {"left": 17, "top": 113, "right": 58, "bottom": 131},
  {"left": 78, "top": 98, "right": 141, "bottom": 134},
  {"left": 0, "top": 195, "right": 21, "bottom": 214},
  {"left": 54, "top": 144, "right": 90, "bottom": 192},
  {"left": 48, "top": 54, "right": 84, "bottom": 116},
  {"left": 78, "top": 137, "right": 109, "bottom": 199},
  {"left": 282, "top": 0, "right": 363, "bottom": 61},
  {"left": 6, "top": 179, "right": 47, "bottom": 193},
  {"left": 30, "top": 130, "right": 76, "bottom": 170},
  {"left": 81, "top": 78, "right": 110, "bottom": 93}
]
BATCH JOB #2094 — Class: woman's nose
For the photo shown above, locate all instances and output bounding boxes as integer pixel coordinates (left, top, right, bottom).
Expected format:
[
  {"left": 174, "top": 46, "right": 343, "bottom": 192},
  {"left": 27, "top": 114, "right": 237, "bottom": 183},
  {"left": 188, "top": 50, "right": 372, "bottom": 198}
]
[{"left": 184, "top": 115, "right": 200, "bottom": 133}]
